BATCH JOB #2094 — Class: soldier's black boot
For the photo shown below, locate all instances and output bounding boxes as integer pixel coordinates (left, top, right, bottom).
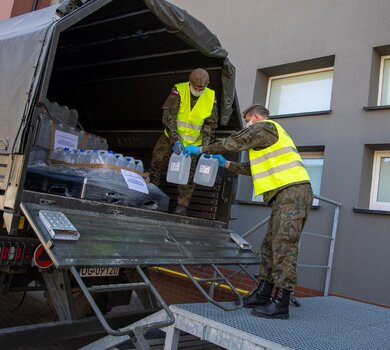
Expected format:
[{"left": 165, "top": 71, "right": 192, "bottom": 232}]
[
  {"left": 251, "top": 288, "right": 291, "bottom": 319},
  {"left": 236, "top": 281, "right": 273, "bottom": 308},
  {"left": 174, "top": 204, "right": 187, "bottom": 216}
]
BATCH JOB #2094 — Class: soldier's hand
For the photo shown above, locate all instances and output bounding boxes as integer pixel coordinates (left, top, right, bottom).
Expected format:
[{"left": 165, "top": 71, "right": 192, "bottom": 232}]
[
  {"left": 172, "top": 141, "right": 184, "bottom": 155},
  {"left": 184, "top": 145, "right": 201, "bottom": 157},
  {"left": 213, "top": 154, "right": 228, "bottom": 167}
]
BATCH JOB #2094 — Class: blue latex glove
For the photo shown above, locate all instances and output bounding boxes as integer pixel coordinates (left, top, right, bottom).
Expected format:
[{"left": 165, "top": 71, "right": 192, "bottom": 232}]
[
  {"left": 212, "top": 154, "right": 227, "bottom": 167},
  {"left": 172, "top": 141, "right": 184, "bottom": 155},
  {"left": 184, "top": 145, "right": 201, "bottom": 157}
]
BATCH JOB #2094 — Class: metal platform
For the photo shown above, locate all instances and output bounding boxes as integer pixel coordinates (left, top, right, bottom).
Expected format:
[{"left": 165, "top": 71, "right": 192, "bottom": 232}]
[
  {"left": 19, "top": 196, "right": 260, "bottom": 348},
  {"left": 105, "top": 296, "right": 390, "bottom": 350}
]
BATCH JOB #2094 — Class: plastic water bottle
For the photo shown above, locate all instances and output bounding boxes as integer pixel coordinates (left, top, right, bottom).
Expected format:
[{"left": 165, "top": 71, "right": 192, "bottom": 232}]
[
  {"left": 50, "top": 148, "right": 64, "bottom": 162},
  {"left": 74, "top": 149, "right": 84, "bottom": 164},
  {"left": 36, "top": 114, "right": 53, "bottom": 149},
  {"left": 134, "top": 159, "right": 144, "bottom": 172},
  {"left": 62, "top": 148, "right": 73, "bottom": 163},
  {"left": 86, "top": 133, "right": 96, "bottom": 150},
  {"left": 77, "top": 130, "right": 86, "bottom": 150},
  {"left": 113, "top": 153, "right": 123, "bottom": 167},
  {"left": 89, "top": 150, "right": 104, "bottom": 164},
  {"left": 76, "top": 149, "right": 93, "bottom": 164},
  {"left": 95, "top": 136, "right": 108, "bottom": 150},
  {"left": 69, "top": 149, "right": 78, "bottom": 163},
  {"left": 29, "top": 146, "right": 49, "bottom": 165},
  {"left": 166, "top": 152, "right": 191, "bottom": 185},
  {"left": 194, "top": 154, "right": 219, "bottom": 187},
  {"left": 124, "top": 156, "right": 136, "bottom": 169},
  {"left": 103, "top": 150, "right": 117, "bottom": 165},
  {"left": 115, "top": 154, "right": 127, "bottom": 168}
]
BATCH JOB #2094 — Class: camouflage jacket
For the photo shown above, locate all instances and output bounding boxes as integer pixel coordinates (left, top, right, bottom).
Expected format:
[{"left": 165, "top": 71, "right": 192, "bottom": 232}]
[
  {"left": 202, "top": 121, "right": 310, "bottom": 204},
  {"left": 162, "top": 86, "right": 218, "bottom": 146}
]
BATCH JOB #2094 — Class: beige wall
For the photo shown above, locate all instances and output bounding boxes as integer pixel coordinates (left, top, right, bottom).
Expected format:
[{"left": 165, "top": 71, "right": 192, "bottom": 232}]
[{"left": 0, "top": 0, "right": 14, "bottom": 20}]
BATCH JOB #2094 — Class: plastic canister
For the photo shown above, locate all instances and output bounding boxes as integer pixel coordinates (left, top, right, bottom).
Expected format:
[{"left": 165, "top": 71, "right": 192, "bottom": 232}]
[
  {"left": 50, "top": 147, "right": 64, "bottom": 161},
  {"left": 166, "top": 152, "right": 191, "bottom": 185},
  {"left": 77, "top": 149, "right": 93, "bottom": 164},
  {"left": 68, "top": 149, "right": 78, "bottom": 164},
  {"left": 90, "top": 150, "right": 105, "bottom": 164},
  {"left": 134, "top": 159, "right": 144, "bottom": 172},
  {"left": 115, "top": 154, "right": 127, "bottom": 168},
  {"left": 77, "top": 130, "right": 86, "bottom": 150},
  {"left": 113, "top": 153, "right": 124, "bottom": 166},
  {"left": 124, "top": 156, "right": 136, "bottom": 169},
  {"left": 103, "top": 150, "right": 117, "bottom": 165},
  {"left": 36, "top": 114, "right": 53, "bottom": 149},
  {"left": 29, "top": 146, "right": 49, "bottom": 165},
  {"left": 194, "top": 154, "right": 219, "bottom": 187},
  {"left": 86, "top": 133, "right": 96, "bottom": 150},
  {"left": 62, "top": 148, "right": 73, "bottom": 163},
  {"left": 95, "top": 136, "right": 108, "bottom": 150}
]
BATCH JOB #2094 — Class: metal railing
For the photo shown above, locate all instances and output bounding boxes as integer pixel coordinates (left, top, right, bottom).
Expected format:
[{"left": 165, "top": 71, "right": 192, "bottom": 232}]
[{"left": 241, "top": 194, "right": 342, "bottom": 296}]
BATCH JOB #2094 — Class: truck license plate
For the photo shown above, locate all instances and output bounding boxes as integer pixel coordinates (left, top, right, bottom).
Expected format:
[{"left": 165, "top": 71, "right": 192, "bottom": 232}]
[{"left": 80, "top": 267, "right": 119, "bottom": 277}]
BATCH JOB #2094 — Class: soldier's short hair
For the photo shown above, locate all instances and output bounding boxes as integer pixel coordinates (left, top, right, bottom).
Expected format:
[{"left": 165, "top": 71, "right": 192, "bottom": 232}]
[
  {"left": 189, "top": 68, "right": 209, "bottom": 88},
  {"left": 242, "top": 104, "right": 269, "bottom": 118}
]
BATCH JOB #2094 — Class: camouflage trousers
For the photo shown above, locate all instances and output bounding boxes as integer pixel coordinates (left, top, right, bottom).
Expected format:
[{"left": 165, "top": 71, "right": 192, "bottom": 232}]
[
  {"left": 258, "top": 183, "right": 313, "bottom": 292},
  {"left": 149, "top": 134, "right": 198, "bottom": 207}
]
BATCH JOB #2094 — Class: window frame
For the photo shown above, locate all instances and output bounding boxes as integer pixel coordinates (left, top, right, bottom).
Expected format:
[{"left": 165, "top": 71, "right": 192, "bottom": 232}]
[
  {"left": 369, "top": 150, "right": 390, "bottom": 211},
  {"left": 265, "top": 67, "right": 334, "bottom": 116},
  {"left": 250, "top": 151, "right": 324, "bottom": 206},
  {"left": 301, "top": 152, "right": 324, "bottom": 206},
  {"left": 377, "top": 55, "right": 390, "bottom": 106}
]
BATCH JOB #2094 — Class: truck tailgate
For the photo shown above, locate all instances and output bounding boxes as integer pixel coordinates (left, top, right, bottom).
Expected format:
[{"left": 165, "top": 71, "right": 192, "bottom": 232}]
[{"left": 20, "top": 193, "right": 259, "bottom": 268}]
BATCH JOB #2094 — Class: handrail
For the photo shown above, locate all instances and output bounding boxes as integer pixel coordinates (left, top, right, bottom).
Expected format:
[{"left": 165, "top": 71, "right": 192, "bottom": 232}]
[
  {"left": 151, "top": 266, "right": 249, "bottom": 294},
  {"left": 180, "top": 264, "right": 243, "bottom": 311},
  {"left": 238, "top": 193, "right": 342, "bottom": 297},
  {"left": 70, "top": 265, "right": 175, "bottom": 340}
]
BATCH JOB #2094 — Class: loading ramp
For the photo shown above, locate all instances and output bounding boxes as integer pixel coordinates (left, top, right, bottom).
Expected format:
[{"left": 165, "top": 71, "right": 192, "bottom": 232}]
[
  {"left": 85, "top": 296, "right": 390, "bottom": 350},
  {"left": 19, "top": 191, "right": 260, "bottom": 349}
]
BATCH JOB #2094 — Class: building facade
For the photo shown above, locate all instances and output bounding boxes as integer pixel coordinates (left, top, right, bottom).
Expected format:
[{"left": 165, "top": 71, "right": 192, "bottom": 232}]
[{"left": 169, "top": 0, "right": 390, "bottom": 307}]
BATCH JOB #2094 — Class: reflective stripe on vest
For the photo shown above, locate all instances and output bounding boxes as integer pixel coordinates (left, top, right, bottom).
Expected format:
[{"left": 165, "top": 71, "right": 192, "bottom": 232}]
[
  {"left": 165, "top": 82, "right": 215, "bottom": 146},
  {"left": 249, "top": 120, "right": 310, "bottom": 195}
]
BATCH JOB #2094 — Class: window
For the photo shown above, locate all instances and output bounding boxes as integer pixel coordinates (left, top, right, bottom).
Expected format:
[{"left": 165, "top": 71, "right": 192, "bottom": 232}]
[
  {"left": 378, "top": 55, "right": 390, "bottom": 106},
  {"left": 251, "top": 152, "right": 324, "bottom": 206},
  {"left": 266, "top": 68, "right": 334, "bottom": 115},
  {"left": 370, "top": 151, "right": 390, "bottom": 211},
  {"left": 301, "top": 152, "right": 324, "bottom": 206}
]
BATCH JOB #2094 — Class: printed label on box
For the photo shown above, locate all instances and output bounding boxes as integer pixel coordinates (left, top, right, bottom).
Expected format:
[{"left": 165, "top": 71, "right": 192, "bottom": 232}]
[
  {"left": 121, "top": 169, "right": 149, "bottom": 194},
  {"left": 54, "top": 130, "right": 78, "bottom": 150}
]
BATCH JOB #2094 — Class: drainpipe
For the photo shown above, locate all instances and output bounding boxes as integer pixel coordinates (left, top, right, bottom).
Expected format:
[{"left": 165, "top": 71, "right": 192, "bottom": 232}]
[{"left": 32, "top": 0, "right": 39, "bottom": 11}]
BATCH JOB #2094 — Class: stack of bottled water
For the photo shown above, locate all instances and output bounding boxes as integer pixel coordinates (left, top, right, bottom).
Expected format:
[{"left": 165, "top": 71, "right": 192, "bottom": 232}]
[{"left": 49, "top": 148, "right": 144, "bottom": 172}]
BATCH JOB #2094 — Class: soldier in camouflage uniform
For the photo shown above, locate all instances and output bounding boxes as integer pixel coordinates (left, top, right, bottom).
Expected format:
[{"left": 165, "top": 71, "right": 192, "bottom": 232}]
[
  {"left": 184, "top": 104, "right": 313, "bottom": 319},
  {"left": 149, "top": 68, "right": 218, "bottom": 216}
]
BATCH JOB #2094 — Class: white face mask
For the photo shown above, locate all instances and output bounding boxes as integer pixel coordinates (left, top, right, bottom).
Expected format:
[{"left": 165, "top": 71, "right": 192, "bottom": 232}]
[
  {"left": 245, "top": 118, "right": 254, "bottom": 128},
  {"left": 190, "top": 86, "right": 204, "bottom": 97}
]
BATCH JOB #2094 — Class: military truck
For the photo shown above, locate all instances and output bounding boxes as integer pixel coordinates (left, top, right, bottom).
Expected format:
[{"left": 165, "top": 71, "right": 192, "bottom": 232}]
[{"left": 0, "top": 0, "right": 259, "bottom": 345}]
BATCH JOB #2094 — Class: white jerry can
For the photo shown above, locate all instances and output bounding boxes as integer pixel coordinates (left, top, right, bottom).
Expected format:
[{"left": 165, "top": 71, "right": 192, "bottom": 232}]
[
  {"left": 166, "top": 152, "right": 191, "bottom": 185},
  {"left": 194, "top": 154, "right": 219, "bottom": 187}
]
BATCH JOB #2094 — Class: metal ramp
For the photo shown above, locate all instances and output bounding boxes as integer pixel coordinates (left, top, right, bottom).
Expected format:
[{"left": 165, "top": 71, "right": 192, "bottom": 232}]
[
  {"left": 20, "top": 194, "right": 260, "bottom": 349},
  {"left": 90, "top": 296, "right": 390, "bottom": 350}
]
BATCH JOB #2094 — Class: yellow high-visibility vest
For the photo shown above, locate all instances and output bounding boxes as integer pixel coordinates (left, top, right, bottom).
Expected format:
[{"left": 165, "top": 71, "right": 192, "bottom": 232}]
[
  {"left": 165, "top": 82, "right": 215, "bottom": 146},
  {"left": 249, "top": 120, "right": 310, "bottom": 196}
]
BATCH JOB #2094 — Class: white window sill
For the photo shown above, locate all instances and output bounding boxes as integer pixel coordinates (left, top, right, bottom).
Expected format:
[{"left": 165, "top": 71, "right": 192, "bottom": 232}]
[
  {"left": 363, "top": 105, "right": 390, "bottom": 111},
  {"left": 269, "top": 110, "right": 331, "bottom": 119},
  {"left": 353, "top": 207, "right": 390, "bottom": 216}
]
